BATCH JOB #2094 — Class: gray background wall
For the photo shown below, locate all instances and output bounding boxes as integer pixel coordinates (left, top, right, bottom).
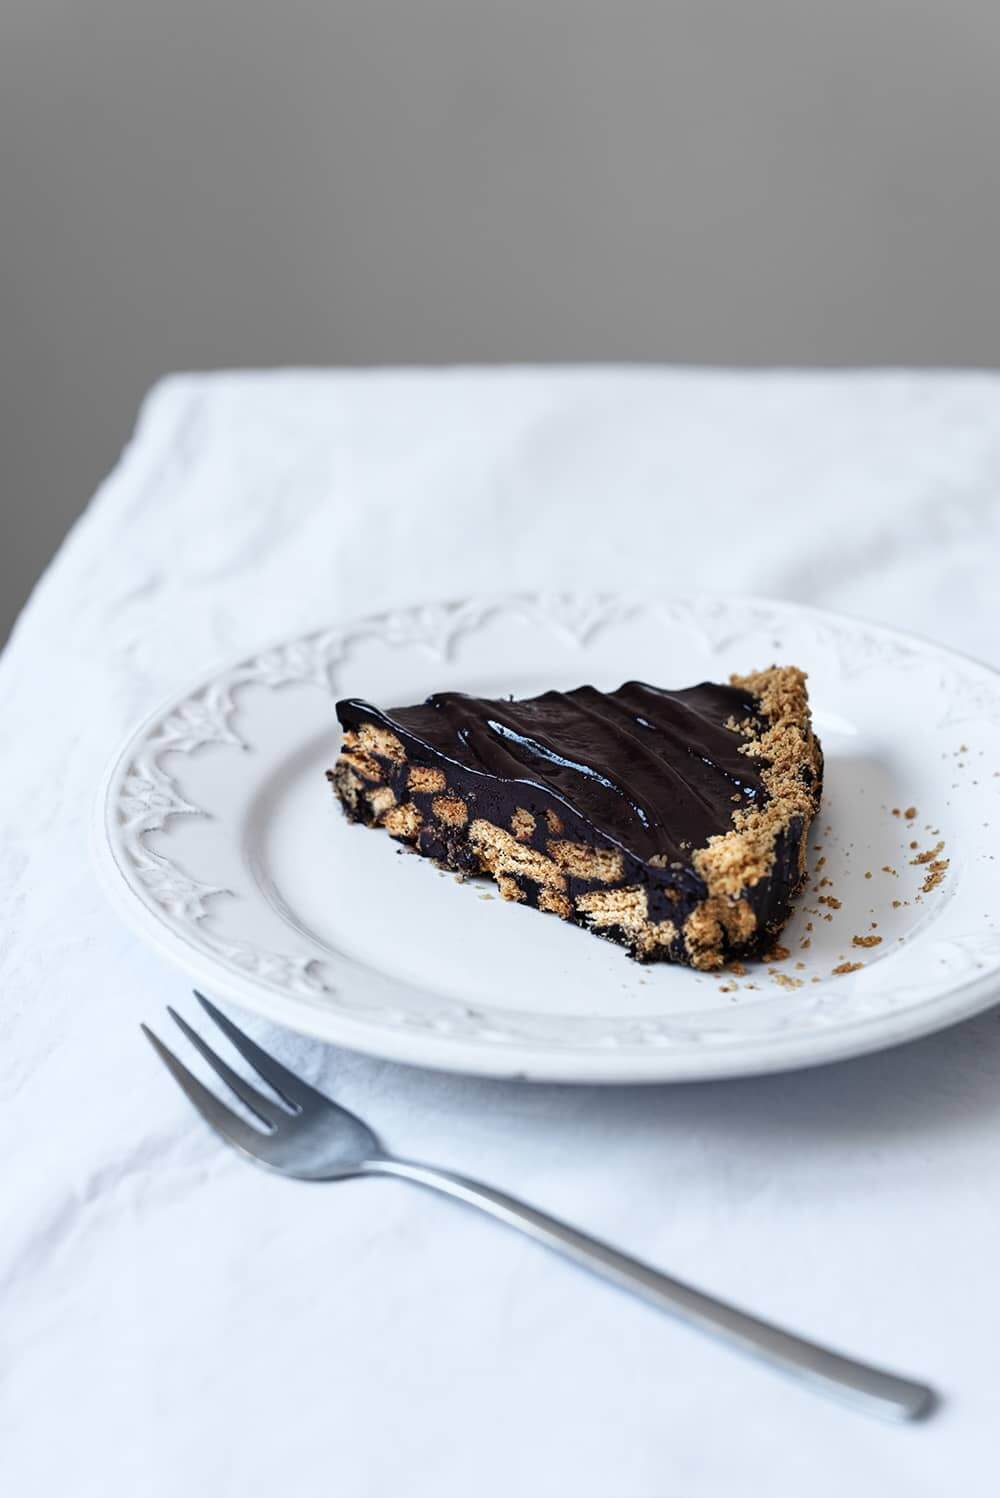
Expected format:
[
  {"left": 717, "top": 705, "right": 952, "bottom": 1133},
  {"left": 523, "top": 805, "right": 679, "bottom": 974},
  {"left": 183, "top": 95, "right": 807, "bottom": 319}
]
[{"left": 4, "top": 1, "right": 1000, "bottom": 644}]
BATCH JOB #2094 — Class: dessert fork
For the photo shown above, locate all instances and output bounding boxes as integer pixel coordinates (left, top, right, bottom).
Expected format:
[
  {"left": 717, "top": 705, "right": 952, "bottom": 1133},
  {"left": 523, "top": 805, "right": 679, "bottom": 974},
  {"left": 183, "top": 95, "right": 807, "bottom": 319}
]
[{"left": 143, "top": 993, "right": 935, "bottom": 1422}]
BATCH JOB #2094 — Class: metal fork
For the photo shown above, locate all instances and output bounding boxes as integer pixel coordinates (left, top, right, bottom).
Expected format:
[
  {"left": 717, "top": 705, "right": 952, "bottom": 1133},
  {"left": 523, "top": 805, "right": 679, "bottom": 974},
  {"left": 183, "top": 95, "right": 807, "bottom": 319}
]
[{"left": 143, "top": 994, "right": 935, "bottom": 1422}]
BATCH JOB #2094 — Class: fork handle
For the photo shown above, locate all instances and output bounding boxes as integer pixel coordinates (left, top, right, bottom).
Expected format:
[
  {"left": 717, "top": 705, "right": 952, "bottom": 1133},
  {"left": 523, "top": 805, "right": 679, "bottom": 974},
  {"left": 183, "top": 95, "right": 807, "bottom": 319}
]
[{"left": 367, "top": 1155, "right": 933, "bottom": 1421}]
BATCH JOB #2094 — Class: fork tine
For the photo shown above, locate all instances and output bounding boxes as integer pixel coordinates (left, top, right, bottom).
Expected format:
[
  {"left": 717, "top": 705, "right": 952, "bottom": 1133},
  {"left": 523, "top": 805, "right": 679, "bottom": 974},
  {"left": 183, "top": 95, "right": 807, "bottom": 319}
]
[
  {"left": 193, "top": 992, "right": 324, "bottom": 1113},
  {"left": 167, "top": 1007, "right": 284, "bottom": 1129},
  {"left": 141, "top": 1025, "right": 271, "bottom": 1157}
]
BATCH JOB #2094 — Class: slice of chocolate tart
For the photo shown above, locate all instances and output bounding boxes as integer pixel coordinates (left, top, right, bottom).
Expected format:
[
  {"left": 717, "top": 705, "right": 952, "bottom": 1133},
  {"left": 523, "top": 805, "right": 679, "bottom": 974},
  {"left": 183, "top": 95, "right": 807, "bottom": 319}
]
[{"left": 328, "top": 666, "right": 822, "bottom": 970}]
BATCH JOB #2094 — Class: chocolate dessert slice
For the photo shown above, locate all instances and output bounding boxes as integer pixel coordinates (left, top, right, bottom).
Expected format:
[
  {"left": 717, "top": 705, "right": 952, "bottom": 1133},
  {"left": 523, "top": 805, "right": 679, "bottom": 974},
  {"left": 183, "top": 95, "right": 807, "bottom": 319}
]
[{"left": 328, "top": 667, "right": 822, "bottom": 969}]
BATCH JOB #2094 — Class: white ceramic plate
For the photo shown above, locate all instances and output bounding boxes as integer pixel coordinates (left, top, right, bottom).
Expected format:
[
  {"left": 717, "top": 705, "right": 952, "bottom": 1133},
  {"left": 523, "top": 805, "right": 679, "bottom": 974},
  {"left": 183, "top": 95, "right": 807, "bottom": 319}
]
[{"left": 94, "top": 593, "right": 1000, "bottom": 1082}]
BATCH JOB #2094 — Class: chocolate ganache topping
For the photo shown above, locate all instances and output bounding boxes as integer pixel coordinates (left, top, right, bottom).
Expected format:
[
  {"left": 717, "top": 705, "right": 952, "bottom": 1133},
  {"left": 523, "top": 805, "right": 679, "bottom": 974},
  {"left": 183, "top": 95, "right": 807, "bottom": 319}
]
[{"left": 336, "top": 681, "right": 765, "bottom": 864}]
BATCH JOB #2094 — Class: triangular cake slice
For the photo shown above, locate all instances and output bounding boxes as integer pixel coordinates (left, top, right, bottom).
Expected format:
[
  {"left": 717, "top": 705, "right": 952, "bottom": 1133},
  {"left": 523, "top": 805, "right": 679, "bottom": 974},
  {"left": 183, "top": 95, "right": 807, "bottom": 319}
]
[{"left": 328, "top": 666, "right": 822, "bottom": 970}]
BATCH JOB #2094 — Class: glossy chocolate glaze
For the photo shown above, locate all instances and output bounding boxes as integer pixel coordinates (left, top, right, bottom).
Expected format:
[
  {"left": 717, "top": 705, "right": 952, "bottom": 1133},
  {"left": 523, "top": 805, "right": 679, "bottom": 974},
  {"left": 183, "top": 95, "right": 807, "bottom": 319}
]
[{"left": 336, "top": 681, "right": 765, "bottom": 865}]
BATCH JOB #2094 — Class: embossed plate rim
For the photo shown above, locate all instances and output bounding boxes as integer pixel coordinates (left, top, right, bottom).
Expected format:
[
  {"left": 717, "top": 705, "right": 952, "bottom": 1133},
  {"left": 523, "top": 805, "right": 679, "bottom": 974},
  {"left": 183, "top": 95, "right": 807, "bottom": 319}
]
[{"left": 93, "top": 591, "right": 1000, "bottom": 1082}]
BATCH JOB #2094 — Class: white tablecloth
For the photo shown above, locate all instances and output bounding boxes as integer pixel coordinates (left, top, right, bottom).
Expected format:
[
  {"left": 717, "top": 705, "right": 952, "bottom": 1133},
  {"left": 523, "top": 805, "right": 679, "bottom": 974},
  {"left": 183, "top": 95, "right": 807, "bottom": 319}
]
[{"left": 4, "top": 369, "right": 1000, "bottom": 1498}]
